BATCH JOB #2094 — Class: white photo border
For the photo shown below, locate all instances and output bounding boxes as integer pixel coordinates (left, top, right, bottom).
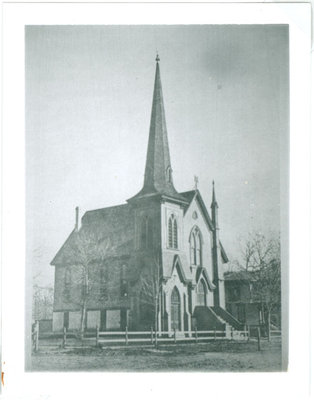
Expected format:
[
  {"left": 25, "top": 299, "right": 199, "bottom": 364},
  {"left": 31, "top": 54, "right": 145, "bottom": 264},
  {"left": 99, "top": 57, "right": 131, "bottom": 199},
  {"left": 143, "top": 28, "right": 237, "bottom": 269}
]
[{"left": 1, "top": 2, "right": 312, "bottom": 399}]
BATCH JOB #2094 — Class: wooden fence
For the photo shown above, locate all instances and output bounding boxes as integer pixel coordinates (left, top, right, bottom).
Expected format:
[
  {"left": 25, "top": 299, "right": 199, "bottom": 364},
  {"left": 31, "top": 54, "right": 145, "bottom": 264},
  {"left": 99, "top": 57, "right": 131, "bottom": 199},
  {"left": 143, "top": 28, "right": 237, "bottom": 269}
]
[
  {"left": 33, "top": 325, "right": 251, "bottom": 351},
  {"left": 95, "top": 327, "right": 235, "bottom": 346},
  {"left": 32, "top": 323, "right": 282, "bottom": 352}
]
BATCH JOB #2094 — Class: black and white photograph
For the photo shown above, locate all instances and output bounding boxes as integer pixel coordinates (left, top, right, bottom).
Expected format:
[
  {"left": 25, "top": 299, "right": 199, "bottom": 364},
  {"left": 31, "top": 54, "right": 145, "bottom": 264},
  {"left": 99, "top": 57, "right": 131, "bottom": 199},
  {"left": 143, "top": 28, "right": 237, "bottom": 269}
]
[
  {"left": 25, "top": 24, "right": 288, "bottom": 372},
  {"left": 1, "top": 2, "right": 313, "bottom": 398}
]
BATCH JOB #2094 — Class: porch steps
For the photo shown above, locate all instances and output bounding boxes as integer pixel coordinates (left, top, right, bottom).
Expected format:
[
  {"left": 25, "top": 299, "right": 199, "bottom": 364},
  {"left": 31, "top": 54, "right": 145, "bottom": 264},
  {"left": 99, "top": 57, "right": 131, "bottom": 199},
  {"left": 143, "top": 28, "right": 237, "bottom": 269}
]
[
  {"left": 211, "top": 306, "right": 244, "bottom": 331},
  {"left": 193, "top": 306, "right": 243, "bottom": 331}
]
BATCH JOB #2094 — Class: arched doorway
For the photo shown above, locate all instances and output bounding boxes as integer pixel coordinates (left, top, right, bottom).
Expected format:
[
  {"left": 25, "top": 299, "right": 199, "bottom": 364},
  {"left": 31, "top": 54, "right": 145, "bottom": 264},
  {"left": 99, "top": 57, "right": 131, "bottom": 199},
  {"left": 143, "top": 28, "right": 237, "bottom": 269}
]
[
  {"left": 196, "top": 279, "right": 207, "bottom": 306},
  {"left": 171, "top": 287, "right": 181, "bottom": 331}
]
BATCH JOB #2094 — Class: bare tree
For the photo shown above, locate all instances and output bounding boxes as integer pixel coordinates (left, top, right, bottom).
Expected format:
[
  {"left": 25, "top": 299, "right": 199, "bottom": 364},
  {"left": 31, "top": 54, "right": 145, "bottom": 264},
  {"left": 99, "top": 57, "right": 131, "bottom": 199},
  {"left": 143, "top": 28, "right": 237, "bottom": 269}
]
[
  {"left": 139, "top": 252, "right": 163, "bottom": 345},
  {"left": 62, "top": 228, "right": 115, "bottom": 338},
  {"left": 33, "top": 284, "right": 54, "bottom": 321},
  {"left": 238, "top": 233, "right": 281, "bottom": 333}
]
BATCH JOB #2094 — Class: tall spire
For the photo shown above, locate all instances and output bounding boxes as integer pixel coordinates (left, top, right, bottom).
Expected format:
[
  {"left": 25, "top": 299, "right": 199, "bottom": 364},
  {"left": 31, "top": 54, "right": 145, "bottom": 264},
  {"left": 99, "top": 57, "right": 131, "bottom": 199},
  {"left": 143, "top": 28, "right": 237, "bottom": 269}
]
[{"left": 129, "top": 56, "right": 184, "bottom": 202}]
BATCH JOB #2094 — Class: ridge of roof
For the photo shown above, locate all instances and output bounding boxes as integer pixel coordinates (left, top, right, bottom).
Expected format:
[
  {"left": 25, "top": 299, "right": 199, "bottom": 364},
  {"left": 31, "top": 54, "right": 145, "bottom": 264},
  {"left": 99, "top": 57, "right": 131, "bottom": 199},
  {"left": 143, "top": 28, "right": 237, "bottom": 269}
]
[
  {"left": 179, "top": 190, "right": 197, "bottom": 203},
  {"left": 83, "top": 203, "right": 129, "bottom": 215}
]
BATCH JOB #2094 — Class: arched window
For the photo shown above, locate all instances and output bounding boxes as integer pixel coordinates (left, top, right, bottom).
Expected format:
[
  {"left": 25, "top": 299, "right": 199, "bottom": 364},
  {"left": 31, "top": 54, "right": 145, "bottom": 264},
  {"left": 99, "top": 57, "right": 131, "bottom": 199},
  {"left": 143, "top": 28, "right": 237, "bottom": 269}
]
[
  {"left": 196, "top": 279, "right": 207, "bottom": 306},
  {"left": 190, "top": 227, "right": 202, "bottom": 266},
  {"left": 120, "top": 264, "right": 128, "bottom": 298},
  {"left": 141, "top": 217, "right": 147, "bottom": 248},
  {"left": 99, "top": 266, "right": 108, "bottom": 300},
  {"left": 147, "top": 220, "right": 153, "bottom": 249},
  {"left": 168, "top": 217, "right": 173, "bottom": 248},
  {"left": 140, "top": 217, "right": 153, "bottom": 249},
  {"left": 173, "top": 219, "right": 178, "bottom": 249},
  {"left": 171, "top": 287, "right": 181, "bottom": 330},
  {"left": 64, "top": 268, "right": 71, "bottom": 301},
  {"left": 196, "top": 230, "right": 201, "bottom": 265},
  {"left": 168, "top": 214, "right": 178, "bottom": 249},
  {"left": 190, "top": 233, "right": 196, "bottom": 264},
  {"left": 166, "top": 166, "right": 172, "bottom": 183}
]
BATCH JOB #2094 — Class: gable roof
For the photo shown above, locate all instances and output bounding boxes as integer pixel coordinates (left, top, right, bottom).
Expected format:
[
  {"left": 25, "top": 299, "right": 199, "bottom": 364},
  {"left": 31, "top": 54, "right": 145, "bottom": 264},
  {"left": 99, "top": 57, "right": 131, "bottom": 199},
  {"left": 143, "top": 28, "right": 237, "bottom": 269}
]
[
  {"left": 195, "top": 266, "right": 216, "bottom": 291},
  {"left": 50, "top": 203, "right": 134, "bottom": 266},
  {"left": 180, "top": 190, "right": 196, "bottom": 204},
  {"left": 170, "top": 254, "right": 191, "bottom": 284},
  {"left": 180, "top": 189, "right": 229, "bottom": 263},
  {"left": 180, "top": 189, "right": 215, "bottom": 231}
]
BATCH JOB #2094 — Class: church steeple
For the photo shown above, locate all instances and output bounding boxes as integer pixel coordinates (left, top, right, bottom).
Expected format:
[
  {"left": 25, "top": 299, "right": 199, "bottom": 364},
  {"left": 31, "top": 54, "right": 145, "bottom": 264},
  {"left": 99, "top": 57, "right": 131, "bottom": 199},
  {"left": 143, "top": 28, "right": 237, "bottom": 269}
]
[{"left": 129, "top": 56, "right": 185, "bottom": 203}]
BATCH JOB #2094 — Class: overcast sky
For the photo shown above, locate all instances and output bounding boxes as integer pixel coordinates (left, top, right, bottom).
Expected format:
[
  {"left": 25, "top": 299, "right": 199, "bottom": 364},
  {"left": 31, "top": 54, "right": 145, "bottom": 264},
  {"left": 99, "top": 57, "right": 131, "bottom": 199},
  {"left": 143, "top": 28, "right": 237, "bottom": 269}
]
[{"left": 26, "top": 25, "right": 289, "bottom": 287}]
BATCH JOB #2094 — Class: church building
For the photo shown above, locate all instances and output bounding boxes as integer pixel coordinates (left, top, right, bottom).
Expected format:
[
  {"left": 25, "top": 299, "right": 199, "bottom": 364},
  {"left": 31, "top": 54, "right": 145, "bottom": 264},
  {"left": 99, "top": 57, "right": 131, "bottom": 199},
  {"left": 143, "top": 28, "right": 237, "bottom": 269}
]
[{"left": 51, "top": 56, "right": 242, "bottom": 334}]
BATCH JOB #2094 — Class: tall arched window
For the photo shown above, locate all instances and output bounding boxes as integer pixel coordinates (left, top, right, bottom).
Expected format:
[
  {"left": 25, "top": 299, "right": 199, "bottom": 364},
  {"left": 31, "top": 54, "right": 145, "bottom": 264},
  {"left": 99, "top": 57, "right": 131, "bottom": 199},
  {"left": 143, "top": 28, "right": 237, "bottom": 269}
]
[
  {"left": 196, "top": 230, "right": 201, "bottom": 265},
  {"left": 191, "top": 234, "right": 196, "bottom": 264},
  {"left": 196, "top": 279, "right": 207, "bottom": 306},
  {"left": 99, "top": 266, "right": 108, "bottom": 300},
  {"left": 173, "top": 219, "right": 178, "bottom": 249},
  {"left": 120, "top": 264, "right": 128, "bottom": 298},
  {"left": 64, "top": 268, "right": 71, "bottom": 301},
  {"left": 168, "top": 217, "right": 173, "bottom": 248},
  {"left": 168, "top": 214, "right": 178, "bottom": 249},
  {"left": 147, "top": 219, "right": 153, "bottom": 249},
  {"left": 171, "top": 286, "right": 181, "bottom": 330},
  {"left": 141, "top": 217, "right": 147, "bottom": 247},
  {"left": 166, "top": 166, "right": 172, "bottom": 183},
  {"left": 190, "top": 227, "right": 202, "bottom": 266},
  {"left": 140, "top": 217, "right": 153, "bottom": 249}
]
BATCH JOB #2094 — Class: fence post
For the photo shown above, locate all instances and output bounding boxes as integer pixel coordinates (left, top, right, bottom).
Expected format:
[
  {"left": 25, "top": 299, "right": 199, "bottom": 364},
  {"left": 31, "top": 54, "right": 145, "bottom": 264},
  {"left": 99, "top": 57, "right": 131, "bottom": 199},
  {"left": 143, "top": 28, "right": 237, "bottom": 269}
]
[
  {"left": 62, "top": 327, "right": 67, "bottom": 349},
  {"left": 214, "top": 326, "right": 216, "bottom": 342},
  {"left": 231, "top": 327, "right": 234, "bottom": 341},
  {"left": 35, "top": 320, "right": 39, "bottom": 352},
  {"left": 195, "top": 326, "right": 198, "bottom": 343},
  {"left": 268, "top": 326, "right": 271, "bottom": 342},
  {"left": 257, "top": 327, "right": 261, "bottom": 351},
  {"left": 154, "top": 328, "right": 158, "bottom": 348},
  {"left": 247, "top": 325, "right": 250, "bottom": 342},
  {"left": 151, "top": 326, "right": 153, "bottom": 345},
  {"left": 174, "top": 327, "right": 176, "bottom": 344},
  {"left": 96, "top": 325, "right": 99, "bottom": 347},
  {"left": 125, "top": 326, "right": 128, "bottom": 346}
]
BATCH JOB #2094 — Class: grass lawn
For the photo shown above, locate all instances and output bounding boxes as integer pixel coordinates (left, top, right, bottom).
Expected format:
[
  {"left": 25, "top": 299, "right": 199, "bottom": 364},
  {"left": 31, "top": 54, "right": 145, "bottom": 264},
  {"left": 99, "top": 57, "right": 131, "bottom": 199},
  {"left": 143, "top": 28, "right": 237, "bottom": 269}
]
[{"left": 31, "top": 340, "right": 282, "bottom": 372}]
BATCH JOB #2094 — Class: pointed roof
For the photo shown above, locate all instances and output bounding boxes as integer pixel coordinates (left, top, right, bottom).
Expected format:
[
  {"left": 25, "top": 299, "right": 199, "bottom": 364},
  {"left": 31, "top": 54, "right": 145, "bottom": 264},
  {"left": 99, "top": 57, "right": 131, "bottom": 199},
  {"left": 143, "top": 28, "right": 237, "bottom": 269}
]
[
  {"left": 128, "top": 56, "right": 185, "bottom": 203},
  {"left": 180, "top": 189, "right": 215, "bottom": 231}
]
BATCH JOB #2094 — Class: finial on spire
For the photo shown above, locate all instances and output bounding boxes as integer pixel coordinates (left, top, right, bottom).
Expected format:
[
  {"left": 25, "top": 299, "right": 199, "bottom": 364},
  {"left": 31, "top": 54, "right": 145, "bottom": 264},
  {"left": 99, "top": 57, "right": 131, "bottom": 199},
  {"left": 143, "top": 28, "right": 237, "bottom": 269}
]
[
  {"left": 194, "top": 175, "right": 199, "bottom": 190},
  {"left": 211, "top": 180, "right": 218, "bottom": 208},
  {"left": 211, "top": 180, "right": 219, "bottom": 228},
  {"left": 156, "top": 52, "right": 160, "bottom": 63}
]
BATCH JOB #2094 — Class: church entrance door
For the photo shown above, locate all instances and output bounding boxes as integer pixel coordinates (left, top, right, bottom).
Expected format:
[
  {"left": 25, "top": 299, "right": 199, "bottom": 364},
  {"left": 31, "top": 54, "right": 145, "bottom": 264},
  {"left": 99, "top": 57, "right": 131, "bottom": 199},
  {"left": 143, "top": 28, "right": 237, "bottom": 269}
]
[{"left": 171, "top": 287, "right": 181, "bottom": 331}]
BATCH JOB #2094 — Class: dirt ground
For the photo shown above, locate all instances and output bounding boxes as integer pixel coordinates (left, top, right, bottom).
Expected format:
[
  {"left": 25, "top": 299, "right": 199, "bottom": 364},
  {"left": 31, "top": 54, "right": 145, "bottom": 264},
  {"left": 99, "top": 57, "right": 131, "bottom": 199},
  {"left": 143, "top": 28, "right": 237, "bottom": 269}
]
[{"left": 31, "top": 339, "right": 282, "bottom": 372}]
